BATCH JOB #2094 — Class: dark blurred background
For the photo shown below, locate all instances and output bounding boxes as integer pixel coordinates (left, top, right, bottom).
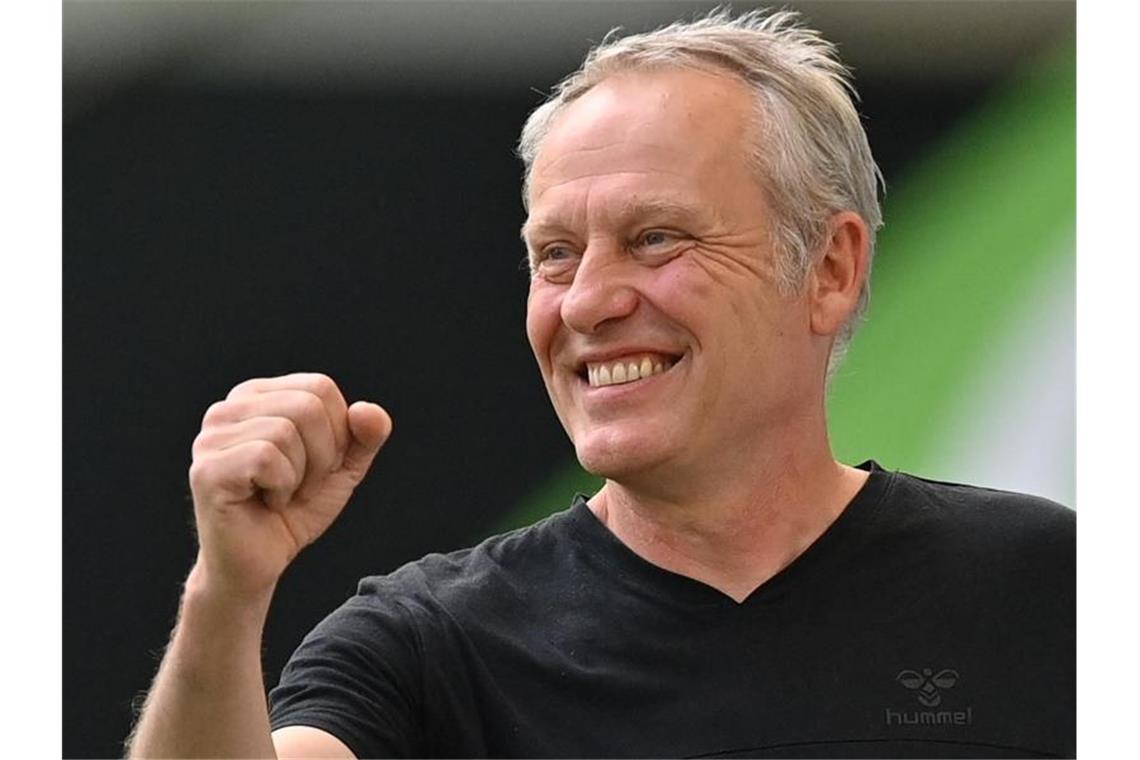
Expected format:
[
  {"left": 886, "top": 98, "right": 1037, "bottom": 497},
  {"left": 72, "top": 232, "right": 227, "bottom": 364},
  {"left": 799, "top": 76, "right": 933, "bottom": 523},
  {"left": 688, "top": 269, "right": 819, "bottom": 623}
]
[{"left": 63, "top": 2, "right": 1074, "bottom": 756}]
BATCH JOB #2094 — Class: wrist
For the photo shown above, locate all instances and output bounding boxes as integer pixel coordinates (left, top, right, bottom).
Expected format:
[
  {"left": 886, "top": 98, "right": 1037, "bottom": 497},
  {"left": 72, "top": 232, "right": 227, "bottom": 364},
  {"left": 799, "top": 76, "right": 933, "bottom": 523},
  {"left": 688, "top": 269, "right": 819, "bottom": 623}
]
[{"left": 184, "top": 558, "right": 277, "bottom": 625}]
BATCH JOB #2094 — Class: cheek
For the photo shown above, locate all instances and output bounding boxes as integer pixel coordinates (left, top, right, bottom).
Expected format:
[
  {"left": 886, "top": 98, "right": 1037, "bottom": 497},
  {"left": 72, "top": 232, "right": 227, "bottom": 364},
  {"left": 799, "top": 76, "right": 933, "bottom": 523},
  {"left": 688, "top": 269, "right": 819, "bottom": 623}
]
[
  {"left": 644, "top": 257, "right": 722, "bottom": 341},
  {"left": 525, "top": 285, "right": 562, "bottom": 369},
  {"left": 664, "top": 253, "right": 794, "bottom": 334},
  {"left": 655, "top": 257, "right": 716, "bottom": 300}
]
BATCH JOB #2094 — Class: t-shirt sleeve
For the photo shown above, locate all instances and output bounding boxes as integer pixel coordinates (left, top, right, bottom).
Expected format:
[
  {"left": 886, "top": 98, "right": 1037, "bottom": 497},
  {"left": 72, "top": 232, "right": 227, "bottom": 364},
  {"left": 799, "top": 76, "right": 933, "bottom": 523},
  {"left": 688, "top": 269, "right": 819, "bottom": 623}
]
[{"left": 268, "top": 578, "right": 425, "bottom": 758}]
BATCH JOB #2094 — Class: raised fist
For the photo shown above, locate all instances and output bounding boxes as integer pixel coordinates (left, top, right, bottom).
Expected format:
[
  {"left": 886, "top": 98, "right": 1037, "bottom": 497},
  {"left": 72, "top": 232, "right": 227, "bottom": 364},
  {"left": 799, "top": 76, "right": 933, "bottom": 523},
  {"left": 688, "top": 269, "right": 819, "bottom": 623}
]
[{"left": 187, "top": 373, "right": 392, "bottom": 599}]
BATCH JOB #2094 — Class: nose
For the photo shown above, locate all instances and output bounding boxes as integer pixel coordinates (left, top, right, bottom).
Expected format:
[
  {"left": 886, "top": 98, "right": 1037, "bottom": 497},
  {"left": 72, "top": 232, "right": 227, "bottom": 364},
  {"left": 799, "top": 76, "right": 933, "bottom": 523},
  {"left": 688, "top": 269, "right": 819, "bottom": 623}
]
[{"left": 559, "top": 242, "right": 639, "bottom": 334}]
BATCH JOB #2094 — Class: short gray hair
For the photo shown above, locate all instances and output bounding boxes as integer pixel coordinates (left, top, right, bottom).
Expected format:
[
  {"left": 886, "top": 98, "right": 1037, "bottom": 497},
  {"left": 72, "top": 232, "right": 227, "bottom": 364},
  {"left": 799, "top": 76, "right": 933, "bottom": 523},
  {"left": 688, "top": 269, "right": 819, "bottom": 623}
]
[{"left": 517, "top": 7, "right": 884, "bottom": 376}]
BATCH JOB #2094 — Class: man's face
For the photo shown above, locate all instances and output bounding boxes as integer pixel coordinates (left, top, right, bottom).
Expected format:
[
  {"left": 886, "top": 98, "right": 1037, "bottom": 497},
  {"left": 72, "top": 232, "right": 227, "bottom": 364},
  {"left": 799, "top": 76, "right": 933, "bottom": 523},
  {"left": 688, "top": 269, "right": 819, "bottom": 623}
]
[{"left": 524, "top": 67, "right": 826, "bottom": 488}]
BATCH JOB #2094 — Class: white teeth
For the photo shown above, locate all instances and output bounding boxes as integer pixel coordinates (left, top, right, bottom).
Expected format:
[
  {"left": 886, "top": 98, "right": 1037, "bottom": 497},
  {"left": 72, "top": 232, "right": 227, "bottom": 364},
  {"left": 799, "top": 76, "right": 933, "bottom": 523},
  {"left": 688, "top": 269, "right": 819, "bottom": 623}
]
[{"left": 585, "top": 354, "right": 679, "bottom": 388}]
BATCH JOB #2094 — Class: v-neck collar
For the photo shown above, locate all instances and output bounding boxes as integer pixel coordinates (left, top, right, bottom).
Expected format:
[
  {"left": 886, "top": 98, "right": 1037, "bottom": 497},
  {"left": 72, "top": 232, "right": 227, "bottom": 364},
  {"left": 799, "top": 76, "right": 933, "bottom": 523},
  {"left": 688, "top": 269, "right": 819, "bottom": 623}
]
[{"left": 563, "top": 461, "right": 896, "bottom": 608}]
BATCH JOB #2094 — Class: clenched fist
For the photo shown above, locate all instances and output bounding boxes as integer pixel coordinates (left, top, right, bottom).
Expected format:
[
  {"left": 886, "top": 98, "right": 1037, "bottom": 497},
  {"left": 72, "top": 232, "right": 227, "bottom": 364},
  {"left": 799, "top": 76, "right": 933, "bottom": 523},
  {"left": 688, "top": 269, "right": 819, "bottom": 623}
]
[{"left": 188, "top": 373, "right": 392, "bottom": 600}]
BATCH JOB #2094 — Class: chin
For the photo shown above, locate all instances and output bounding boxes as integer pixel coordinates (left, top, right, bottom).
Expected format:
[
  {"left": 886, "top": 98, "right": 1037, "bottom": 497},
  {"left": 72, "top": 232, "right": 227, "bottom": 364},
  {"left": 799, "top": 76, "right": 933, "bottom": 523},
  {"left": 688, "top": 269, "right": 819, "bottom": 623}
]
[{"left": 572, "top": 425, "right": 674, "bottom": 481}]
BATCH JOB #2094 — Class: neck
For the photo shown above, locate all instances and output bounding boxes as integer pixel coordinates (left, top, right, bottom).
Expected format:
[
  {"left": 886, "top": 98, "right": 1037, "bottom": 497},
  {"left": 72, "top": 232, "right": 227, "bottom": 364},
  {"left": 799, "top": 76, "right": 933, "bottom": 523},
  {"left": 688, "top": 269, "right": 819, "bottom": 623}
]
[{"left": 588, "top": 434, "right": 868, "bottom": 603}]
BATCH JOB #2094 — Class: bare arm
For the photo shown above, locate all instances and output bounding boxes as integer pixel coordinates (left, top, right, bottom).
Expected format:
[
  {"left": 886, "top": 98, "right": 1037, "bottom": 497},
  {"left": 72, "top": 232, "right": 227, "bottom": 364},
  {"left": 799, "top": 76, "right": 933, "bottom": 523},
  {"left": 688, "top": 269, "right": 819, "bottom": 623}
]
[
  {"left": 127, "top": 563, "right": 356, "bottom": 759},
  {"left": 126, "top": 563, "right": 278, "bottom": 758},
  {"left": 125, "top": 374, "right": 391, "bottom": 759}
]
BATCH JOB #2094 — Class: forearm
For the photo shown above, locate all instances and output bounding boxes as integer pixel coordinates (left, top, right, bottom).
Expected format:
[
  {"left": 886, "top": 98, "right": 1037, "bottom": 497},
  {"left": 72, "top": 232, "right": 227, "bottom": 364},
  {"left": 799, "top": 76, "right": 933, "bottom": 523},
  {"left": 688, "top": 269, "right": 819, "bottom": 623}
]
[{"left": 126, "top": 562, "right": 278, "bottom": 759}]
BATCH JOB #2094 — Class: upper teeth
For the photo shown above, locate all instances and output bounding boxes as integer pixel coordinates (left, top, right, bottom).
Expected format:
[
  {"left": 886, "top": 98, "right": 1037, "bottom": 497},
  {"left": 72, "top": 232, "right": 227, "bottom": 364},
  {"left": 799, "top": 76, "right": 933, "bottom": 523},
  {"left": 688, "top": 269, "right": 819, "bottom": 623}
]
[{"left": 586, "top": 354, "right": 674, "bottom": 388}]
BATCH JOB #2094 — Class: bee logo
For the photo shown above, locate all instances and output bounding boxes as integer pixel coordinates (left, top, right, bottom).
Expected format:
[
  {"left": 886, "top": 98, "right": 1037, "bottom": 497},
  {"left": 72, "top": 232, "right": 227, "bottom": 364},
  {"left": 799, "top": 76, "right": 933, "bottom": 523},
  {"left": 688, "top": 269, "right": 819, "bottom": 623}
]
[{"left": 896, "top": 668, "right": 959, "bottom": 707}]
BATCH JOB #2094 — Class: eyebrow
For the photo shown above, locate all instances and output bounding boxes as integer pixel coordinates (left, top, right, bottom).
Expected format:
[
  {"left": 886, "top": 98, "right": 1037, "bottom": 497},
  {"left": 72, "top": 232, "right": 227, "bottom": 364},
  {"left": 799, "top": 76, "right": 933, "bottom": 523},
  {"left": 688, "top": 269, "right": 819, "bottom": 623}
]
[{"left": 520, "top": 198, "right": 709, "bottom": 243}]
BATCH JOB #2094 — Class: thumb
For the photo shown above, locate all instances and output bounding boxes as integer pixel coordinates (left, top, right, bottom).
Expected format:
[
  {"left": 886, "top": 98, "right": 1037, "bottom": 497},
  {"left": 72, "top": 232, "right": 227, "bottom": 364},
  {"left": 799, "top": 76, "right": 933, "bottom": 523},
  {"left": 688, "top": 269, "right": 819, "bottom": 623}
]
[{"left": 340, "top": 401, "right": 393, "bottom": 480}]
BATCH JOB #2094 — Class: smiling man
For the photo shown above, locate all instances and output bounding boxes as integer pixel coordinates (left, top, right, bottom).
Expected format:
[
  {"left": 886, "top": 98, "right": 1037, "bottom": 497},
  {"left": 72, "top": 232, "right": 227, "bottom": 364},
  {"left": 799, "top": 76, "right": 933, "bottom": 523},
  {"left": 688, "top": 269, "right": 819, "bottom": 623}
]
[
  {"left": 521, "top": 61, "right": 875, "bottom": 605},
  {"left": 127, "top": 10, "right": 1074, "bottom": 759}
]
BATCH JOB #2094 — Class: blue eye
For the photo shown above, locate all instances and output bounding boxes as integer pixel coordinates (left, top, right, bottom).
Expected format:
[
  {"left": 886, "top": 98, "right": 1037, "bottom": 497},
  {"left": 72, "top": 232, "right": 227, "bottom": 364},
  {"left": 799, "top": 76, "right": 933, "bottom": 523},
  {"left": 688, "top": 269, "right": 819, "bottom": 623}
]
[
  {"left": 532, "top": 245, "right": 579, "bottom": 280},
  {"left": 530, "top": 245, "right": 572, "bottom": 267},
  {"left": 641, "top": 230, "right": 671, "bottom": 246}
]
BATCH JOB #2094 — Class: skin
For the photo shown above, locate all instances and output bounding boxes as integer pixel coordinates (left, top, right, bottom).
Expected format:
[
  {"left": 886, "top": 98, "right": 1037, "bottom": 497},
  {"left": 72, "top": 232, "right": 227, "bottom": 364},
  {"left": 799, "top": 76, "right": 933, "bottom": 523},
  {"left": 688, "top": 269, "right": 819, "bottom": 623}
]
[
  {"left": 128, "top": 64, "right": 874, "bottom": 760},
  {"left": 127, "top": 373, "right": 385, "bottom": 758},
  {"left": 524, "top": 66, "right": 872, "bottom": 603}
]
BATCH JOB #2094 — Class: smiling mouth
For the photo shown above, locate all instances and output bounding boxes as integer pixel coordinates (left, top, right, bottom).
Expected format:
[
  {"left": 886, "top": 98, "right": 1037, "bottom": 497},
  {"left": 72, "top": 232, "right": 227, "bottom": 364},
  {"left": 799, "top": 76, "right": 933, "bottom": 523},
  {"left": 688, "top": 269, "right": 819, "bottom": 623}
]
[{"left": 578, "top": 352, "right": 682, "bottom": 388}]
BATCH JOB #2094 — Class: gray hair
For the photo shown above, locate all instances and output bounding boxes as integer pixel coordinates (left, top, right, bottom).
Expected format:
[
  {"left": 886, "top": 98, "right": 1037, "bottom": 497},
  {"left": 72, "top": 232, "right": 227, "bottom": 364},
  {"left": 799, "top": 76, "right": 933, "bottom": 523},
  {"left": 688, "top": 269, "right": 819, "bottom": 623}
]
[{"left": 517, "top": 7, "right": 885, "bottom": 376}]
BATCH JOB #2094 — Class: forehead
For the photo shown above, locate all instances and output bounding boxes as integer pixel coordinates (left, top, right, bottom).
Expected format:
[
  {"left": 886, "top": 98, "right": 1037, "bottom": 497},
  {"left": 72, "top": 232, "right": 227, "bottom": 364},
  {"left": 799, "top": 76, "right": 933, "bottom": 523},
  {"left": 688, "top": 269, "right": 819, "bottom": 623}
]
[{"left": 526, "top": 67, "right": 758, "bottom": 216}]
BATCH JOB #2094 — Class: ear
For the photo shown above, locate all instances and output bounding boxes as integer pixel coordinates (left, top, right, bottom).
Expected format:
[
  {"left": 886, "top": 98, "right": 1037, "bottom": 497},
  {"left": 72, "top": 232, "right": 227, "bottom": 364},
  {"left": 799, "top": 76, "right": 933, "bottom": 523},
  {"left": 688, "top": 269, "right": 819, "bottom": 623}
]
[{"left": 809, "top": 211, "right": 871, "bottom": 337}]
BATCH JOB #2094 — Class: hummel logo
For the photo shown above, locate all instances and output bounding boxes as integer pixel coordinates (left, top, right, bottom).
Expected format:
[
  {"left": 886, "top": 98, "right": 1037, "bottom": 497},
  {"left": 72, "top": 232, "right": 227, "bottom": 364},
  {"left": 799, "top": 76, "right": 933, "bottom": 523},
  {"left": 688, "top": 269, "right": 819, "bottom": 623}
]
[
  {"left": 884, "top": 667, "right": 972, "bottom": 727},
  {"left": 896, "top": 668, "right": 959, "bottom": 707}
]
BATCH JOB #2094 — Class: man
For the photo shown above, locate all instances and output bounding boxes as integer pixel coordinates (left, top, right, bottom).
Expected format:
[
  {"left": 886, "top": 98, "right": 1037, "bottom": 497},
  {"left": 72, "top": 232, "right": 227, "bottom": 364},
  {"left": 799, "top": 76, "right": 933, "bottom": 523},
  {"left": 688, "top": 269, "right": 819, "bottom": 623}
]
[{"left": 127, "top": 9, "right": 1074, "bottom": 758}]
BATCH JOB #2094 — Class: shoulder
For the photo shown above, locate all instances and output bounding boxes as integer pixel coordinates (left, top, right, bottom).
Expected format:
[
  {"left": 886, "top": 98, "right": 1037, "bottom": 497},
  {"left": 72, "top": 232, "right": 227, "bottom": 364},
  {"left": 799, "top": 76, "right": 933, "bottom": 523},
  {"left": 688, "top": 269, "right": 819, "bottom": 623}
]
[
  {"left": 279, "top": 503, "right": 581, "bottom": 682},
  {"left": 885, "top": 470, "right": 1074, "bottom": 539},
  {"left": 354, "top": 503, "right": 582, "bottom": 619},
  {"left": 847, "top": 470, "right": 1075, "bottom": 651},
  {"left": 873, "top": 469, "right": 1074, "bottom": 579}
]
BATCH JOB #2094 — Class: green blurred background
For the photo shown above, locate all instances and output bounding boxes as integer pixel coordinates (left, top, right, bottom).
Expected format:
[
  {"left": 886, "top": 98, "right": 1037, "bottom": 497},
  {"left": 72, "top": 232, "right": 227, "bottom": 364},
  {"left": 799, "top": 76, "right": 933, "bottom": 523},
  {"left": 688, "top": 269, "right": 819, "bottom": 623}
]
[
  {"left": 65, "top": 2, "right": 1074, "bottom": 755},
  {"left": 498, "top": 36, "right": 1075, "bottom": 532}
]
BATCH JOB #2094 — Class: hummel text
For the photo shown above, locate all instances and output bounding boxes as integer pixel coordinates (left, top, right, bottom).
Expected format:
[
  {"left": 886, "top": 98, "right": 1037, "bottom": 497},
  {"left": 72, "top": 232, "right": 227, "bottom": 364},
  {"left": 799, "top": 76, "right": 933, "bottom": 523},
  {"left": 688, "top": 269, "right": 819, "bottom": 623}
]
[{"left": 884, "top": 707, "right": 973, "bottom": 726}]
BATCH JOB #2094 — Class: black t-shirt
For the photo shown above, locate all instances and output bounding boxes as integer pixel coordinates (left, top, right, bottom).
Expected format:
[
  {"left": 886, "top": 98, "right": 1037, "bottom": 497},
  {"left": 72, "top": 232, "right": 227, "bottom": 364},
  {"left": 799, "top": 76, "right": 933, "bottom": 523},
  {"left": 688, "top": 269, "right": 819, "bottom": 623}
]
[{"left": 269, "top": 463, "right": 1075, "bottom": 758}]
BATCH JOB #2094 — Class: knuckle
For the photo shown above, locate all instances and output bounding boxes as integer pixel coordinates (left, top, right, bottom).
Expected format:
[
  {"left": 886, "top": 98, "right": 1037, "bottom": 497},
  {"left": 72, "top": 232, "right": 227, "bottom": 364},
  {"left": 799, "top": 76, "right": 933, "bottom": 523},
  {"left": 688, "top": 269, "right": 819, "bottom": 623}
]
[
  {"left": 187, "top": 456, "right": 216, "bottom": 491},
  {"left": 296, "top": 392, "right": 326, "bottom": 425},
  {"left": 305, "top": 373, "right": 337, "bottom": 397},
  {"left": 202, "top": 399, "right": 235, "bottom": 426},
  {"left": 249, "top": 439, "right": 280, "bottom": 470},
  {"left": 271, "top": 415, "right": 300, "bottom": 444},
  {"left": 226, "top": 377, "right": 262, "bottom": 400},
  {"left": 190, "top": 429, "right": 215, "bottom": 457}
]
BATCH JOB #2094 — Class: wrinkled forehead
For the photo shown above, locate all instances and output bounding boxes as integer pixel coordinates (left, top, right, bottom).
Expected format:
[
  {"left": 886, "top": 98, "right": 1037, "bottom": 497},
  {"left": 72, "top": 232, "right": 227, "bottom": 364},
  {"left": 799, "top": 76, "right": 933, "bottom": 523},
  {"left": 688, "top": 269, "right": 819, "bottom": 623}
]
[{"left": 526, "top": 67, "right": 759, "bottom": 208}]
